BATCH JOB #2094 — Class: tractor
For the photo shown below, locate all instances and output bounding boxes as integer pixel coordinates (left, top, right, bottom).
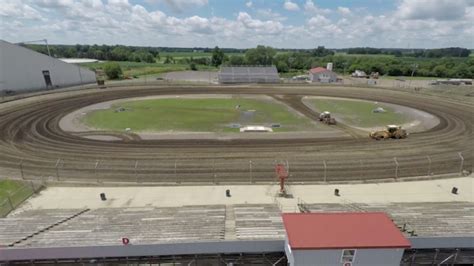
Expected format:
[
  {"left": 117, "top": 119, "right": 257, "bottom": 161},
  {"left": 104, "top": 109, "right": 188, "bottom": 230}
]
[
  {"left": 370, "top": 125, "right": 408, "bottom": 140},
  {"left": 319, "top": 111, "right": 336, "bottom": 125}
]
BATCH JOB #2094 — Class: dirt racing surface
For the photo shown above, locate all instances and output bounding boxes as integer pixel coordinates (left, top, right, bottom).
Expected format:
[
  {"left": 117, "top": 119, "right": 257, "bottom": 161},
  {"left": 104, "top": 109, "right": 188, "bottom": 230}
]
[{"left": 0, "top": 84, "right": 472, "bottom": 184}]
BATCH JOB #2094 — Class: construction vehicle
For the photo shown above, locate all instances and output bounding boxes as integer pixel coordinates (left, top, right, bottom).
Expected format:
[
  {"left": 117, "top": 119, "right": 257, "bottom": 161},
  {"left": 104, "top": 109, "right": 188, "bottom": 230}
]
[
  {"left": 319, "top": 111, "right": 336, "bottom": 125},
  {"left": 370, "top": 125, "right": 408, "bottom": 140}
]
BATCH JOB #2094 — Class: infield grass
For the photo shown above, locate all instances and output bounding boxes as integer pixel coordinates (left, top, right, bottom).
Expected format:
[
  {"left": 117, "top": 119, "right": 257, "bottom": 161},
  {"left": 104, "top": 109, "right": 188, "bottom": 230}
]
[
  {"left": 307, "top": 98, "right": 410, "bottom": 128},
  {"left": 84, "top": 97, "right": 318, "bottom": 132}
]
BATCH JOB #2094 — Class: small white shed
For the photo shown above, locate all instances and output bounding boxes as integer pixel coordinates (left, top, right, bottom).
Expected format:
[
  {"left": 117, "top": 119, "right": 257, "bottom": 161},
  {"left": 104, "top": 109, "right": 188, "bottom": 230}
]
[{"left": 282, "top": 212, "right": 411, "bottom": 266}]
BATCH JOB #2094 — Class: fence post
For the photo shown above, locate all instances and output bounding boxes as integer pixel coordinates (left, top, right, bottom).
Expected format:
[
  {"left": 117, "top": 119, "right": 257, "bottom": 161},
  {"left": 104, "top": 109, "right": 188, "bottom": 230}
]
[
  {"left": 359, "top": 160, "right": 363, "bottom": 179},
  {"left": 55, "top": 158, "right": 61, "bottom": 181},
  {"left": 134, "top": 160, "right": 139, "bottom": 183},
  {"left": 95, "top": 160, "right": 100, "bottom": 183},
  {"left": 249, "top": 160, "right": 253, "bottom": 183},
  {"left": 212, "top": 159, "right": 216, "bottom": 184},
  {"left": 7, "top": 195, "right": 14, "bottom": 211},
  {"left": 426, "top": 155, "right": 432, "bottom": 176},
  {"left": 323, "top": 160, "right": 327, "bottom": 182},
  {"left": 458, "top": 152, "right": 464, "bottom": 175},
  {"left": 394, "top": 157, "right": 399, "bottom": 179},
  {"left": 174, "top": 159, "right": 178, "bottom": 183},
  {"left": 19, "top": 159, "right": 24, "bottom": 180}
]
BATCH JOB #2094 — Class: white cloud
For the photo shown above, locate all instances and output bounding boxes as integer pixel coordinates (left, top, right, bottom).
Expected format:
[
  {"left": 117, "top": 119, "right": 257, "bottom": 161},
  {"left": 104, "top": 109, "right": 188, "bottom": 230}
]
[
  {"left": 0, "top": 0, "right": 472, "bottom": 48},
  {"left": 256, "top": 8, "right": 286, "bottom": 21},
  {"left": 246, "top": 1, "right": 252, "bottom": 8},
  {"left": 237, "top": 12, "right": 283, "bottom": 35},
  {"left": 337, "top": 6, "right": 351, "bottom": 16},
  {"left": 36, "top": 0, "right": 74, "bottom": 8},
  {"left": 307, "top": 15, "right": 330, "bottom": 26},
  {"left": 284, "top": 1, "right": 299, "bottom": 11},
  {"left": 0, "top": 1, "right": 43, "bottom": 20},
  {"left": 304, "top": 0, "right": 331, "bottom": 15},
  {"left": 396, "top": 0, "right": 470, "bottom": 20},
  {"left": 164, "top": 0, "right": 208, "bottom": 12},
  {"left": 148, "top": 0, "right": 208, "bottom": 13}
]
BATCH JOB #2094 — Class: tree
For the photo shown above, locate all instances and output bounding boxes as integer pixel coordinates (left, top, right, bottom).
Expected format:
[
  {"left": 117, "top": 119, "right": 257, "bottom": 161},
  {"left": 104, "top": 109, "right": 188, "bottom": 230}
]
[
  {"left": 211, "top": 46, "right": 225, "bottom": 66},
  {"left": 312, "top": 46, "right": 334, "bottom": 57},
  {"left": 433, "top": 65, "right": 448, "bottom": 77},
  {"left": 189, "top": 62, "right": 198, "bottom": 71},
  {"left": 228, "top": 55, "right": 245, "bottom": 65},
  {"left": 164, "top": 55, "right": 174, "bottom": 64},
  {"left": 103, "top": 62, "right": 122, "bottom": 79},
  {"left": 245, "top": 45, "right": 276, "bottom": 65},
  {"left": 276, "top": 61, "right": 289, "bottom": 73}
]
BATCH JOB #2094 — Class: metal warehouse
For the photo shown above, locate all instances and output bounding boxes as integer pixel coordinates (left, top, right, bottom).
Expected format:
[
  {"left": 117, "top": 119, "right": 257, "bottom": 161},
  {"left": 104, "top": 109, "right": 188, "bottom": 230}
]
[{"left": 0, "top": 40, "right": 96, "bottom": 94}]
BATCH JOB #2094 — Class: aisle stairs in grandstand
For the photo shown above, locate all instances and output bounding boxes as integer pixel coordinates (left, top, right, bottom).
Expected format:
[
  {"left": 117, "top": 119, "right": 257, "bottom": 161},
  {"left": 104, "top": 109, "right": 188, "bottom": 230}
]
[
  {"left": 224, "top": 205, "right": 237, "bottom": 240},
  {"left": 0, "top": 208, "right": 89, "bottom": 247}
]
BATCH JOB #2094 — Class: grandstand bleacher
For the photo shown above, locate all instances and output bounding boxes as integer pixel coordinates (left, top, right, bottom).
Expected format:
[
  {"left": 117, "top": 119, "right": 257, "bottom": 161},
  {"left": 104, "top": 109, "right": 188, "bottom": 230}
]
[
  {"left": 218, "top": 66, "right": 280, "bottom": 83},
  {"left": 234, "top": 204, "right": 285, "bottom": 240},
  {"left": 302, "top": 202, "right": 474, "bottom": 237},
  {"left": 3, "top": 206, "right": 226, "bottom": 248},
  {"left": 2, "top": 202, "right": 473, "bottom": 249}
]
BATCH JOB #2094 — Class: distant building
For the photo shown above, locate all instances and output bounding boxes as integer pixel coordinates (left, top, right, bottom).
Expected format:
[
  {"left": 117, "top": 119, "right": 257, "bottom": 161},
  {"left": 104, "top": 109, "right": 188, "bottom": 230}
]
[
  {"left": 218, "top": 66, "right": 280, "bottom": 84},
  {"left": 309, "top": 67, "right": 338, "bottom": 83},
  {"left": 59, "top": 58, "right": 99, "bottom": 64},
  {"left": 0, "top": 40, "right": 96, "bottom": 94},
  {"left": 352, "top": 70, "right": 367, "bottom": 78}
]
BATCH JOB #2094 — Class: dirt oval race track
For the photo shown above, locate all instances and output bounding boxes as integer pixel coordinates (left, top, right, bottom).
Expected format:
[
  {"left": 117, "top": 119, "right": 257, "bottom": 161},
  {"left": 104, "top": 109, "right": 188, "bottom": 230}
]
[{"left": 0, "top": 85, "right": 472, "bottom": 184}]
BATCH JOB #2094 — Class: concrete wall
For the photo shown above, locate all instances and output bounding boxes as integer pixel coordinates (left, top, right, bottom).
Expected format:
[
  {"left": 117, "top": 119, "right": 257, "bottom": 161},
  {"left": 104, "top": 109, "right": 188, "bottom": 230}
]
[
  {"left": 289, "top": 248, "right": 404, "bottom": 266},
  {"left": 1, "top": 240, "right": 284, "bottom": 262},
  {"left": 0, "top": 40, "right": 96, "bottom": 93}
]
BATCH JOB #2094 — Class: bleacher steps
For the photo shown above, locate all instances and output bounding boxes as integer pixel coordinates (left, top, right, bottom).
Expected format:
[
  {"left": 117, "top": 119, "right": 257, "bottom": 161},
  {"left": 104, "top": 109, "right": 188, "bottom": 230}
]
[{"left": 224, "top": 205, "right": 237, "bottom": 240}]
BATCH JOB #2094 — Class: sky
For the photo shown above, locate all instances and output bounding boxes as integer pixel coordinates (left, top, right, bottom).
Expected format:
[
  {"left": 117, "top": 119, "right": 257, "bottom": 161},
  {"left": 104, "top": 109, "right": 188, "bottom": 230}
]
[{"left": 1, "top": 0, "right": 473, "bottom": 49}]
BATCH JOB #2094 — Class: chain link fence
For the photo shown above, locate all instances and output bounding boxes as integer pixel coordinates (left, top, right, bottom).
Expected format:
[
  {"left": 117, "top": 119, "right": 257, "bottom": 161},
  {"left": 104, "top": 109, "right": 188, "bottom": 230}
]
[
  {"left": 11, "top": 151, "right": 472, "bottom": 185},
  {"left": 0, "top": 181, "right": 44, "bottom": 217}
]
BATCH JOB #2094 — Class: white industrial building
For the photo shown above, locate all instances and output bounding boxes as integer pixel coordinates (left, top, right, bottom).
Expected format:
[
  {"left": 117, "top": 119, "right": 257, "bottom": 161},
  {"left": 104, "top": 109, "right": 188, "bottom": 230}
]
[
  {"left": 309, "top": 63, "right": 338, "bottom": 83},
  {"left": 0, "top": 40, "right": 96, "bottom": 94}
]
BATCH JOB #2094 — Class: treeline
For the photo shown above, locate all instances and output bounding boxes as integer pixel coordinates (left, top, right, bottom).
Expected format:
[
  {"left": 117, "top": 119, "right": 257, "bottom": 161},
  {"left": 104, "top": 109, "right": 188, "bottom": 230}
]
[
  {"left": 340, "top": 47, "right": 471, "bottom": 58},
  {"left": 219, "top": 46, "right": 474, "bottom": 78},
  {"left": 24, "top": 43, "right": 473, "bottom": 78},
  {"left": 22, "top": 44, "right": 160, "bottom": 63}
]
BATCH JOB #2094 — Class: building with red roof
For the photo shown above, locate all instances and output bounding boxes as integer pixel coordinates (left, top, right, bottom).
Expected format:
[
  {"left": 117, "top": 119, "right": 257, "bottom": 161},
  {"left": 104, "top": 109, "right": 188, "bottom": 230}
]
[
  {"left": 282, "top": 212, "right": 410, "bottom": 266},
  {"left": 309, "top": 64, "right": 338, "bottom": 83}
]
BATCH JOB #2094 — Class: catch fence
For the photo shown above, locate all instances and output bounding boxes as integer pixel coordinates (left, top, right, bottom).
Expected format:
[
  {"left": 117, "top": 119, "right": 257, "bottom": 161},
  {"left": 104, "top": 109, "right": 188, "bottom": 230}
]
[{"left": 12, "top": 152, "right": 472, "bottom": 185}]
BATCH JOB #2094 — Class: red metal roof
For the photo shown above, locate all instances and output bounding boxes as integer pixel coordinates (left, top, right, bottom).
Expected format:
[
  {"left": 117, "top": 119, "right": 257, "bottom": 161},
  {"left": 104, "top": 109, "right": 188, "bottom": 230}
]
[
  {"left": 282, "top": 212, "right": 411, "bottom": 250},
  {"left": 309, "top": 67, "right": 328, "bottom": 74}
]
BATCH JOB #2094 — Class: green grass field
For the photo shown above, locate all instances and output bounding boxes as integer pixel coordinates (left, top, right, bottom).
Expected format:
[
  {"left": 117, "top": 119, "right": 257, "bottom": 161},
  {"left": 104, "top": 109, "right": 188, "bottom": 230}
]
[
  {"left": 0, "top": 180, "right": 33, "bottom": 216},
  {"left": 308, "top": 98, "right": 411, "bottom": 128},
  {"left": 81, "top": 61, "right": 216, "bottom": 78},
  {"left": 84, "top": 97, "right": 317, "bottom": 133}
]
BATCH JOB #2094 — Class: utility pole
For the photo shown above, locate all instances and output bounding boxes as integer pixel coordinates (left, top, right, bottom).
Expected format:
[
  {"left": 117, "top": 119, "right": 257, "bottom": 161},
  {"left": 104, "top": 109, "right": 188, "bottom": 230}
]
[{"left": 17, "top": 39, "right": 51, "bottom": 57}]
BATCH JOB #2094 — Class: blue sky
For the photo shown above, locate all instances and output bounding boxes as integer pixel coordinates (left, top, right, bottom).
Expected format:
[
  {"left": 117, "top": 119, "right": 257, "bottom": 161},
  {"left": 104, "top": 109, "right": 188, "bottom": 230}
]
[{"left": 1, "top": 0, "right": 473, "bottom": 48}]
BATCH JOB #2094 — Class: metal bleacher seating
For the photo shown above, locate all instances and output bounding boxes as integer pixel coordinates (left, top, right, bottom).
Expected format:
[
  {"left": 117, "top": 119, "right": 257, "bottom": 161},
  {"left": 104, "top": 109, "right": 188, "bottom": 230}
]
[
  {"left": 1, "top": 206, "right": 226, "bottom": 248},
  {"left": 303, "top": 202, "right": 474, "bottom": 237},
  {"left": 0, "top": 209, "right": 88, "bottom": 247},
  {"left": 233, "top": 204, "right": 286, "bottom": 240},
  {"left": 218, "top": 66, "right": 280, "bottom": 84}
]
